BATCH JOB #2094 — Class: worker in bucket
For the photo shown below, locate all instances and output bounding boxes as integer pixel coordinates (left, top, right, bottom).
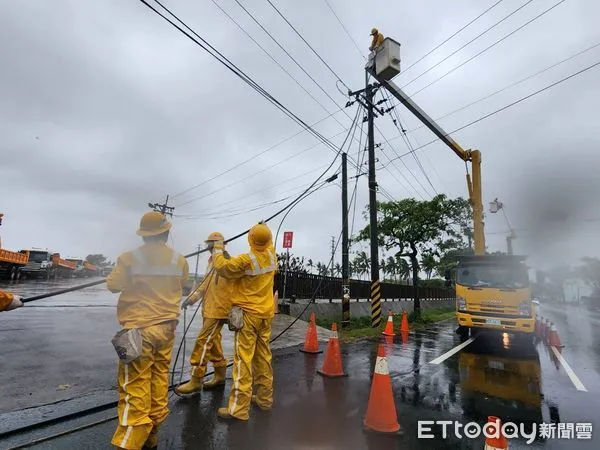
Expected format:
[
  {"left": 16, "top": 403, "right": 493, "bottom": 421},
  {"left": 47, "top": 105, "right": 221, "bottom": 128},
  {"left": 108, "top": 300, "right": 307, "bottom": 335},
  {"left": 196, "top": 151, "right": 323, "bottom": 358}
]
[
  {"left": 0, "top": 290, "right": 23, "bottom": 312},
  {"left": 210, "top": 222, "right": 277, "bottom": 420},
  {"left": 107, "top": 211, "right": 189, "bottom": 450},
  {"left": 175, "top": 232, "right": 237, "bottom": 395},
  {"left": 369, "top": 27, "right": 384, "bottom": 52}
]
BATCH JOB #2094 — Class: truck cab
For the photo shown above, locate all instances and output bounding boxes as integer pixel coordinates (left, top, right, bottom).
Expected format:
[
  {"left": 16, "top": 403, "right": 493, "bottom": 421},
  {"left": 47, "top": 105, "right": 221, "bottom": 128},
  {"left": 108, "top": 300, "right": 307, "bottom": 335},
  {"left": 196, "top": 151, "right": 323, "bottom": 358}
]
[
  {"left": 20, "top": 248, "right": 54, "bottom": 277},
  {"left": 455, "top": 255, "right": 535, "bottom": 336}
]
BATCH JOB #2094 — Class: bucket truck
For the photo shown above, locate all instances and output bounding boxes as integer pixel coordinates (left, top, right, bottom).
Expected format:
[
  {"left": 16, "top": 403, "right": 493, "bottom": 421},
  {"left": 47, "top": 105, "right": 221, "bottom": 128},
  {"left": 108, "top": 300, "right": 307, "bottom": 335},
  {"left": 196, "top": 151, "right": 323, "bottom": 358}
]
[{"left": 365, "top": 37, "right": 534, "bottom": 337}]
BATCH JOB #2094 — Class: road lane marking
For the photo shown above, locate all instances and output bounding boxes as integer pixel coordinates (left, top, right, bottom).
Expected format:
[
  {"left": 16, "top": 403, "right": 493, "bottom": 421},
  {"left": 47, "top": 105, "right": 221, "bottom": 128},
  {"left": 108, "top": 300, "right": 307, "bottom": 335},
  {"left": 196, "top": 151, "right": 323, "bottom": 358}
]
[
  {"left": 550, "top": 346, "right": 588, "bottom": 392},
  {"left": 429, "top": 337, "right": 477, "bottom": 365}
]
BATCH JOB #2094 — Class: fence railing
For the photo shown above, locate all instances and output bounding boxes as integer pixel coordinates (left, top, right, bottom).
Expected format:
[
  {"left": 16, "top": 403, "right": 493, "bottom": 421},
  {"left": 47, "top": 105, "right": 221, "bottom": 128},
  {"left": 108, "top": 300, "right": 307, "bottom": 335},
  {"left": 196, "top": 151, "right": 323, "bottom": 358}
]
[{"left": 274, "top": 271, "right": 455, "bottom": 302}]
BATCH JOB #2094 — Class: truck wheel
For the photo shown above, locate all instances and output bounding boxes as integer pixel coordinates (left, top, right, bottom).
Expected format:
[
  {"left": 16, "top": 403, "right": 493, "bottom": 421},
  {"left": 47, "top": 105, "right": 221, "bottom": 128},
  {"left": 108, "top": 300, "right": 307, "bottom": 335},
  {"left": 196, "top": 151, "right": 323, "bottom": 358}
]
[
  {"left": 10, "top": 266, "right": 17, "bottom": 280},
  {"left": 456, "top": 325, "right": 469, "bottom": 339}
]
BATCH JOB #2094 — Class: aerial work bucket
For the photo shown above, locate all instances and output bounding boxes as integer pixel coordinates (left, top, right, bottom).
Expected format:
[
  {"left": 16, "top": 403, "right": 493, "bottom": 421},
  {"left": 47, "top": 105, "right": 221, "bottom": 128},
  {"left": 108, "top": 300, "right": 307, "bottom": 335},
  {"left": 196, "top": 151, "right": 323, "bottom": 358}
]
[{"left": 369, "top": 38, "right": 401, "bottom": 81}]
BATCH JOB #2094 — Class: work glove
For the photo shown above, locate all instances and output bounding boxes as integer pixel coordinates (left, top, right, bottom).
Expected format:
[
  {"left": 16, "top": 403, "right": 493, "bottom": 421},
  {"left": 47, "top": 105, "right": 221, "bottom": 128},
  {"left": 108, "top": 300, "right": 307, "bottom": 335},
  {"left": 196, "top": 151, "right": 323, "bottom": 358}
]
[
  {"left": 7, "top": 295, "right": 23, "bottom": 311},
  {"left": 181, "top": 298, "right": 192, "bottom": 309}
]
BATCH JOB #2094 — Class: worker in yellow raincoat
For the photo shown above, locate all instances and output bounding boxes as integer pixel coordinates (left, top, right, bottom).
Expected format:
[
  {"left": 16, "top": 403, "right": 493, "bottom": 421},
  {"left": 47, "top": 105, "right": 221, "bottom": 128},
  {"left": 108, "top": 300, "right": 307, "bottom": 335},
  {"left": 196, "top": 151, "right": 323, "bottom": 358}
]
[
  {"left": 175, "top": 232, "right": 237, "bottom": 395},
  {"left": 107, "top": 211, "right": 189, "bottom": 450},
  {"left": 210, "top": 223, "right": 277, "bottom": 420},
  {"left": 0, "top": 290, "right": 23, "bottom": 312},
  {"left": 369, "top": 27, "right": 384, "bottom": 52}
]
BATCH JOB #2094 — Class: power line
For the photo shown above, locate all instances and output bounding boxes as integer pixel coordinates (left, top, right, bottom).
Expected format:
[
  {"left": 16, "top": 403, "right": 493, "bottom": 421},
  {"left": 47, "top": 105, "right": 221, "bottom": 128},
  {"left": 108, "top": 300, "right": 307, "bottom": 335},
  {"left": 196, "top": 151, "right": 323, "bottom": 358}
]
[
  {"left": 172, "top": 107, "right": 345, "bottom": 199},
  {"left": 140, "top": 0, "right": 352, "bottom": 178},
  {"left": 322, "top": 0, "right": 365, "bottom": 60},
  {"left": 402, "top": 0, "right": 506, "bottom": 73},
  {"left": 208, "top": 0, "right": 341, "bottom": 123},
  {"left": 407, "top": 40, "right": 600, "bottom": 133},
  {"left": 411, "top": 0, "right": 569, "bottom": 97},
  {"left": 175, "top": 107, "right": 362, "bottom": 209},
  {"left": 402, "top": 0, "right": 536, "bottom": 89},
  {"left": 264, "top": 0, "right": 350, "bottom": 90},
  {"left": 384, "top": 58, "right": 600, "bottom": 164}
]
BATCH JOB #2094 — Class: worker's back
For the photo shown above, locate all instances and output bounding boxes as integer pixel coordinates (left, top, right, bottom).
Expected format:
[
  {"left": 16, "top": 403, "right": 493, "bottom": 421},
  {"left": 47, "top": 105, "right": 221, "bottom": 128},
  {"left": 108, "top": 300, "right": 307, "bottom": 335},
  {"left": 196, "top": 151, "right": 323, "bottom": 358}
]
[{"left": 108, "top": 242, "right": 189, "bottom": 329}]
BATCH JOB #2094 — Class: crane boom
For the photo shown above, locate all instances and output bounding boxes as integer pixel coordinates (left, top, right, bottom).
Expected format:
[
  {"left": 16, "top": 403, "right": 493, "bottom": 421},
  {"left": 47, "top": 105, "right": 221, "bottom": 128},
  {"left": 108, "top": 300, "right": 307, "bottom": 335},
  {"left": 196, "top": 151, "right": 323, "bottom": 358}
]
[{"left": 366, "top": 46, "right": 485, "bottom": 255}]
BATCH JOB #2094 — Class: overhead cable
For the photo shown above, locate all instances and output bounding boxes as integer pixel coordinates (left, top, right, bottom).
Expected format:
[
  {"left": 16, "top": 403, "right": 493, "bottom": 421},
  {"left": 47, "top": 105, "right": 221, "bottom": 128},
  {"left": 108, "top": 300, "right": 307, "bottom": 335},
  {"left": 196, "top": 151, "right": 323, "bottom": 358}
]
[
  {"left": 384, "top": 58, "right": 600, "bottom": 164},
  {"left": 411, "top": 0, "right": 569, "bottom": 96},
  {"left": 402, "top": 0, "right": 506, "bottom": 73},
  {"left": 402, "top": 0, "right": 536, "bottom": 89}
]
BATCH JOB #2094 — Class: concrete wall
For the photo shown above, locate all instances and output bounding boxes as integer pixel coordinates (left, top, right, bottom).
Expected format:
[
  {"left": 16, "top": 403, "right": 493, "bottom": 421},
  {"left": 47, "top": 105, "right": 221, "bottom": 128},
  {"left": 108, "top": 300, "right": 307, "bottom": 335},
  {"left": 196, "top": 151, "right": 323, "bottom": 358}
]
[{"left": 286, "top": 298, "right": 455, "bottom": 322}]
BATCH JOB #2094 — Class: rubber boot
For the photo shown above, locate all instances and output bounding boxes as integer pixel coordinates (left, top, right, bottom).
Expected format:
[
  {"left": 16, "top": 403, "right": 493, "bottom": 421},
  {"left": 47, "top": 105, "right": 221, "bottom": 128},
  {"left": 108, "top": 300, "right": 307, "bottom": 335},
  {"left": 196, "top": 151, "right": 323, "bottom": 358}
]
[
  {"left": 203, "top": 366, "right": 227, "bottom": 390},
  {"left": 251, "top": 395, "right": 271, "bottom": 411},
  {"left": 175, "top": 376, "right": 203, "bottom": 395},
  {"left": 217, "top": 407, "right": 234, "bottom": 420},
  {"left": 143, "top": 428, "right": 158, "bottom": 450}
]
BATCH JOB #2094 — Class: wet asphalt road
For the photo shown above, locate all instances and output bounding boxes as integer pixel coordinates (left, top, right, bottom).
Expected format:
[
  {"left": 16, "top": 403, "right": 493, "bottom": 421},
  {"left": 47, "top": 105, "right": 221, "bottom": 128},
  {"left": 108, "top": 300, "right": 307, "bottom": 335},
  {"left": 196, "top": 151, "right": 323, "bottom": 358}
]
[{"left": 1, "top": 279, "right": 599, "bottom": 449}]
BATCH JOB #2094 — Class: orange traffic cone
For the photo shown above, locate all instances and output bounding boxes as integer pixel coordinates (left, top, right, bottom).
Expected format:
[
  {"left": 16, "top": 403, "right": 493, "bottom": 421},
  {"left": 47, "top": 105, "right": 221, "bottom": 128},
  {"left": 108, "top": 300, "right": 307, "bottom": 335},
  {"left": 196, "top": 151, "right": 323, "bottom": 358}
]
[
  {"left": 300, "top": 312, "right": 323, "bottom": 354},
  {"left": 400, "top": 311, "right": 409, "bottom": 333},
  {"left": 317, "top": 323, "right": 347, "bottom": 378},
  {"left": 382, "top": 312, "right": 395, "bottom": 336},
  {"left": 534, "top": 318, "right": 540, "bottom": 337},
  {"left": 363, "top": 344, "right": 401, "bottom": 434},
  {"left": 545, "top": 319, "right": 553, "bottom": 345},
  {"left": 549, "top": 322, "right": 564, "bottom": 348},
  {"left": 483, "top": 416, "right": 508, "bottom": 449}
]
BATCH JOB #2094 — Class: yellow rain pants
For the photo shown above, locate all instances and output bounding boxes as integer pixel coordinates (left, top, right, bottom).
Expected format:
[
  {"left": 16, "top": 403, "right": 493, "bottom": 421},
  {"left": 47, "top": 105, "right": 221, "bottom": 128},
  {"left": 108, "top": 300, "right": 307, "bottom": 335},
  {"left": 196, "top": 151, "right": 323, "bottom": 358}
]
[
  {"left": 189, "top": 317, "right": 228, "bottom": 377},
  {"left": 111, "top": 322, "right": 176, "bottom": 449},
  {"left": 228, "top": 312, "right": 273, "bottom": 420}
]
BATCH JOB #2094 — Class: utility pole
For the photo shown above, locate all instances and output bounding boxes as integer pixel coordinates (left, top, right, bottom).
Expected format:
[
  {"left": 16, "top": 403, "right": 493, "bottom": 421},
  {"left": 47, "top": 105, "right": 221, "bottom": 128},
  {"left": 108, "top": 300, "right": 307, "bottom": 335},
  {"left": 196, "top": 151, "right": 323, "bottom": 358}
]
[
  {"left": 348, "top": 82, "right": 384, "bottom": 328},
  {"left": 148, "top": 195, "right": 175, "bottom": 217},
  {"left": 366, "top": 83, "right": 381, "bottom": 328},
  {"left": 330, "top": 236, "right": 335, "bottom": 278},
  {"left": 341, "top": 152, "right": 350, "bottom": 328}
]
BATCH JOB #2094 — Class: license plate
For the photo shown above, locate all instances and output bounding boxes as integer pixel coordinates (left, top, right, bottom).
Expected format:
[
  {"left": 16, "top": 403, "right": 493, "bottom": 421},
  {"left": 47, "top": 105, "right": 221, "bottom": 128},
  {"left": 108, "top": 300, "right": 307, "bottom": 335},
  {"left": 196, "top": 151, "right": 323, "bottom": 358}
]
[
  {"left": 486, "top": 319, "right": 501, "bottom": 326},
  {"left": 488, "top": 360, "right": 505, "bottom": 370}
]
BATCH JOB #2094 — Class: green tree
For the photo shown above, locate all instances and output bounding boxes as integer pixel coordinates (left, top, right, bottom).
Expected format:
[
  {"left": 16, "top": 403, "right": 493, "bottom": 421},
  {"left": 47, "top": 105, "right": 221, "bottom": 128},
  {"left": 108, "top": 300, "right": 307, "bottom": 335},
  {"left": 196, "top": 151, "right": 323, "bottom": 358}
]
[
  {"left": 356, "top": 195, "right": 471, "bottom": 315},
  {"left": 578, "top": 257, "right": 600, "bottom": 305},
  {"left": 307, "top": 259, "right": 314, "bottom": 274},
  {"left": 334, "top": 262, "right": 342, "bottom": 277},
  {"left": 86, "top": 254, "right": 109, "bottom": 267},
  {"left": 353, "top": 251, "right": 370, "bottom": 280}
]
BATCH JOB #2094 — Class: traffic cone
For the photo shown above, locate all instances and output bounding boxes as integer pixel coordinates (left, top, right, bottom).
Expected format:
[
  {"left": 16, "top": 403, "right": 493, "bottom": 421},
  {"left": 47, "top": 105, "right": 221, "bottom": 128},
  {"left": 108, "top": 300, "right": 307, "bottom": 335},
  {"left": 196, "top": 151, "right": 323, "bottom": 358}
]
[
  {"left": 541, "top": 318, "right": 548, "bottom": 341},
  {"left": 483, "top": 416, "right": 508, "bottom": 449},
  {"left": 400, "top": 311, "right": 409, "bottom": 333},
  {"left": 363, "top": 344, "right": 401, "bottom": 434},
  {"left": 534, "top": 318, "right": 540, "bottom": 337},
  {"left": 317, "top": 323, "right": 347, "bottom": 378},
  {"left": 549, "top": 322, "right": 564, "bottom": 348},
  {"left": 382, "top": 312, "right": 395, "bottom": 336},
  {"left": 300, "top": 312, "right": 323, "bottom": 354},
  {"left": 544, "top": 319, "right": 552, "bottom": 345}
]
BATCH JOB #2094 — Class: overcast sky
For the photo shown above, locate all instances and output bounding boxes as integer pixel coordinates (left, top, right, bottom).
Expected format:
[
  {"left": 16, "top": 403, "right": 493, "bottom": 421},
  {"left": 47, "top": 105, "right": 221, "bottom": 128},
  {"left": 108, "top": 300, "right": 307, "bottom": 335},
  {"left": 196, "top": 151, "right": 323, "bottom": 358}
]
[{"left": 1, "top": 0, "right": 599, "bottom": 273}]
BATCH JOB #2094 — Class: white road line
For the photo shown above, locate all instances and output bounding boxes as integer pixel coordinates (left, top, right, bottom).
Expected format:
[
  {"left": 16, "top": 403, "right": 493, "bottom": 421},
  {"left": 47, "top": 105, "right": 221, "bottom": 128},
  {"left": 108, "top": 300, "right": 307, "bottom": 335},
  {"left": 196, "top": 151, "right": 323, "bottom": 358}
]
[
  {"left": 550, "top": 346, "right": 588, "bottom": 392},
  {"left": 429, "top": 337, "right": 477, "bottom": 365}
]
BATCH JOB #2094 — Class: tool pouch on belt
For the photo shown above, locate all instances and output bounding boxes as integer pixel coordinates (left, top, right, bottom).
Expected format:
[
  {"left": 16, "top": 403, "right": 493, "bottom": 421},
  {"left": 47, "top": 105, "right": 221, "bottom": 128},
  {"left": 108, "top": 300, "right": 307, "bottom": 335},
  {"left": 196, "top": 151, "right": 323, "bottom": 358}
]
[
  {"left": 111, "top": 328, "right": 142, "bottom": 364},
  {"left": 228, "top": 306, "right": 244, "bottom": 331}
]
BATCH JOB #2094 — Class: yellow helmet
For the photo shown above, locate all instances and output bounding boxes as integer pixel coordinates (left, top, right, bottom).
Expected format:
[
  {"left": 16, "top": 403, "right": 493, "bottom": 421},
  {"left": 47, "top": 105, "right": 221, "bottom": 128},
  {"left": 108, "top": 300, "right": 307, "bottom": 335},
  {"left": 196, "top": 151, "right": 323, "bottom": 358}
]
[
  {"left": 136, "top": 211, "right": 172, "bottom": 237},
  {"left": 371, "top": 28, "right": 378, "bottom": 36},
  {"left": 205, "top": 231, "right": 225, "bottom": 243},
  {"left": 248, "top": 223, "right": 272, "bottom": 250}
]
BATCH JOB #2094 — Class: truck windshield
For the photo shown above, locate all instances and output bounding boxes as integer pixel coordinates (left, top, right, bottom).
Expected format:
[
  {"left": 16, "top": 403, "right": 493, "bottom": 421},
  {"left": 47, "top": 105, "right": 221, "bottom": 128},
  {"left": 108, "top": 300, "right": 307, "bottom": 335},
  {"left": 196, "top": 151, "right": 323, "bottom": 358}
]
[
  {"left": 457, "top": 264, "right": 529, "bottom": 289},
  {"left": 27, "top": 251, "right": 49, "bottom": 263}
]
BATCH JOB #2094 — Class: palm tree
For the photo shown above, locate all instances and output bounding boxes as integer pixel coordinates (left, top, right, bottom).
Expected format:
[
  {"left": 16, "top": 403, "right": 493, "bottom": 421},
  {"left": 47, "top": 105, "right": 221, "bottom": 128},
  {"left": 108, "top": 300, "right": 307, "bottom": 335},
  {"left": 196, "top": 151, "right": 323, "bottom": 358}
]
[
  {"left": 386, "top": 256, "right": 397, "bottom": 282},
  {"left": 307, "top": 259, "right": 314, "bottom": 274},
  {"left": 334, "top": 263, "right": 342, "bottom": 277},
  {"left": 421, "top": 253, "right": 437, "bottom": 280},
  {"left": 395, "top": 255, "right": 410, "bottom": 282},
  {"left": 380, "top": 258, "right": 388, "bottom": 280}
]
